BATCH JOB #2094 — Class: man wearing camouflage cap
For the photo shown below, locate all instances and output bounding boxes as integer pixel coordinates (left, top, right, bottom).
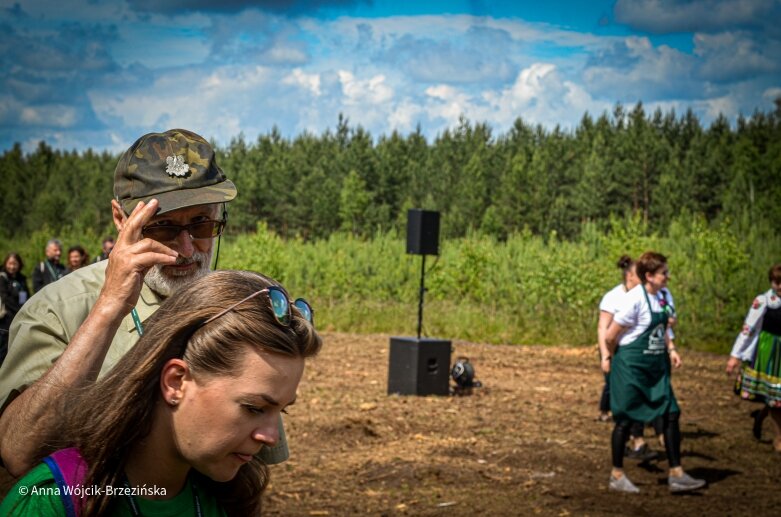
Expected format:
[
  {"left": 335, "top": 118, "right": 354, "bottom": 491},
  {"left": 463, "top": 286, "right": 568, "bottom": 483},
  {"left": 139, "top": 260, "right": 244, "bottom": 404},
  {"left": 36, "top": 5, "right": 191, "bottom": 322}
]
[{"left": 0, "top": 129, "right": 289, "bottom": 475}]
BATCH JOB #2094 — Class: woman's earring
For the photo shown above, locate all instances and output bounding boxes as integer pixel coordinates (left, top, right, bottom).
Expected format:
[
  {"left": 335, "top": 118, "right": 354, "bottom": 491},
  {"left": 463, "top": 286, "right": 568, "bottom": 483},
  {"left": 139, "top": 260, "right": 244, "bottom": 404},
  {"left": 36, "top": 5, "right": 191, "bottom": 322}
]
[{"left": 170, "top": 398, "right": 179, "bottom": 406}]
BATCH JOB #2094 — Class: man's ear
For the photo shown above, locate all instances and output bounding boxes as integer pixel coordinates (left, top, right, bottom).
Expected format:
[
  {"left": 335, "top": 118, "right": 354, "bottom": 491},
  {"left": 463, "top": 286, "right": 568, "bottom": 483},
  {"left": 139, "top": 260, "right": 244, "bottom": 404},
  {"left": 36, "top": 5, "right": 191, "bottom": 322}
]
[
  {"left": 160, "top": 358, "right": 190, "bottom": 406},
  {"left": 111, "top": 200, "right": 127, "bottom": 232}
]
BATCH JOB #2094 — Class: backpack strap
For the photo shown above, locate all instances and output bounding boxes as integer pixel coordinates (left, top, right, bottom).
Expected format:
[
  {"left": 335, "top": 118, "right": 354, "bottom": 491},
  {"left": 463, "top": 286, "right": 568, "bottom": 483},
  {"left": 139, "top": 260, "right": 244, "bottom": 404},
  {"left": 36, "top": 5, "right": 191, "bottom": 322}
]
[{"left": 42, "top": 447, "right": 88, "bottom": 517}]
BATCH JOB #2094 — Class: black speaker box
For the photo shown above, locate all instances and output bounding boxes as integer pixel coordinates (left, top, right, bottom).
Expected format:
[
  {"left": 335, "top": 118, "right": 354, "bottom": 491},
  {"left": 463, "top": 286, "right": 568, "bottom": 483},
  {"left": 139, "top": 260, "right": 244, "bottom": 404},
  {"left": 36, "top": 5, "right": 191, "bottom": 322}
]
[
  {"left": 387, "top": 337, "right": 452, "bottom": 396},
  {"left": 406, "top": 209, "right": 440, "bottom": 256}
]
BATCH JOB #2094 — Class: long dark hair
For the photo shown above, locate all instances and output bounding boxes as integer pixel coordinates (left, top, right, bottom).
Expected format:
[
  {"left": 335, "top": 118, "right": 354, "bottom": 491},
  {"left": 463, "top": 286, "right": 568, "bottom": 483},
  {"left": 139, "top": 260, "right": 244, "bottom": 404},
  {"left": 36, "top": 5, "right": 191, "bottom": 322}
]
[
  {"left": 2, "top": 252, "right": 24, "bottom": 273},
  {"left": 49, "top": 270, "right": 322, "bottom": 516}
]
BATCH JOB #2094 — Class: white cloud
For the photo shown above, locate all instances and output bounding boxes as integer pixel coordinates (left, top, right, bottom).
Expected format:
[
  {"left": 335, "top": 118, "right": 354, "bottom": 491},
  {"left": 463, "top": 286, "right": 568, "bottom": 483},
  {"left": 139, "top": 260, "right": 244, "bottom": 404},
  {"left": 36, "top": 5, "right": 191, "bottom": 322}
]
[
  {"left": 19, "top": 105, "right": 78, "bottom": 127},
  {"left": 315, "top": 14, "right": 611, "bottom": 52},
  {"left": 88, "top": 65, "right": 273, "bottom": 138},
  {"left": 330, "top": 71, "right": 399, "bottom": 131},
  {"left": 3, "top": 6, "right": 780, "bottom": 152},
  {"left": 484, "top": 63, "right": 610, "bottom": 127},
  {"left": 508, "top": 63, "right": 557, "bottom": 105},
  {"left": 763, "top": 87, "right": 781, "bottom": 101},
  {"left": 265, "top": 45, "right": 308, "bottom": 64},
  {"left": 694, "top": 95, "right": 739, "bottom": 120},
  {"left": 388, "top": 99, "right": 423, "bottom": 132},
  {"left": 283, "top": 68, "right": 321, "bottom": 96},
  {"left": 113, "top": 25, "right": 211, "bottom": 69},
  {"left": 583, "top": 36, "right": 696, "bottom": 101},
  {"left": 338, "top": 71, "right": 394, "bottom": 105},
  {"left": 694, "top": 32, "right": 777, "bottom": 81},
  {"left": 417, "top": 64, "right": 610, "bottom": 133},
  {"left": 424, "top": 84, "right": 477, "bottom": 127}
]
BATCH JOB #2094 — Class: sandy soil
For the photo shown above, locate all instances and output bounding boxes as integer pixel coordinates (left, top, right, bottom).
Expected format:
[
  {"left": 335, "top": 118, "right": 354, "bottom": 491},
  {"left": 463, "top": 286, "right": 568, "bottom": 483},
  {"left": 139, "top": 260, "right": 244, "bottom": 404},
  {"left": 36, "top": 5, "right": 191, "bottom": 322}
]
[{"left": 2, "top": 332, "right": 780, "bottom": 515}]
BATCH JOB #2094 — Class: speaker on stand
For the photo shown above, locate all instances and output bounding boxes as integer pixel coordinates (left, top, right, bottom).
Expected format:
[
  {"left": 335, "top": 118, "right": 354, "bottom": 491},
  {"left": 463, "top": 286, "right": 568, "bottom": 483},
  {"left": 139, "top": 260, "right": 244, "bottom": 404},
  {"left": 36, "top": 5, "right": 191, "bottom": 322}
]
[{"left": 388, "top": 209, "right": 451, "bottom": 396}]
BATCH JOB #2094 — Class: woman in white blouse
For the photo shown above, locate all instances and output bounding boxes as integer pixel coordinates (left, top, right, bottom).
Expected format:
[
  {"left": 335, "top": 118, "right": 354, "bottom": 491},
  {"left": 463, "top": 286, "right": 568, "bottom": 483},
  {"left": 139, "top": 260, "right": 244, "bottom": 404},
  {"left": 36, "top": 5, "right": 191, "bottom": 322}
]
[
  {"left": 605, "top": 251, "right": 705, "bottom": 494},
  {"left": 726, "top": 263, "right": 781, "bottom": 452}
]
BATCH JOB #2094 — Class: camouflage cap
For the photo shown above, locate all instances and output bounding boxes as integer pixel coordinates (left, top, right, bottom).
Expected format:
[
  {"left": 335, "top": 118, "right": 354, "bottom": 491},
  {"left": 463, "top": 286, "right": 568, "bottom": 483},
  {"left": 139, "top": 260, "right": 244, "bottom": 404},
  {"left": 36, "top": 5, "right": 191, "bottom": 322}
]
[{"left": 113, "top": 128, "right": 237, "bottom": 215}]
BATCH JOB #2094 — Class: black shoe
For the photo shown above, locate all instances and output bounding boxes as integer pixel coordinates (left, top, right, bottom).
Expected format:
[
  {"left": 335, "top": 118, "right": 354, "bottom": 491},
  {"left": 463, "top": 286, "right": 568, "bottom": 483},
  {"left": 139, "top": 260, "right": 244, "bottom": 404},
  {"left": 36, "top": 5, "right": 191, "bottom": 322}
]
[{"left": 625, "top": 444, "right": 659, "bottom": 462}]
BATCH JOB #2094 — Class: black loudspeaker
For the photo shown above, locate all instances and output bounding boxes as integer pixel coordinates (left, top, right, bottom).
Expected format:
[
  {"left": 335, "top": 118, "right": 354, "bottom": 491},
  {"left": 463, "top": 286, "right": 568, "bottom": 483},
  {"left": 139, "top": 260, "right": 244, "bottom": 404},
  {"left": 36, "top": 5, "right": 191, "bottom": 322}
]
[
  {"left": 406, "top": 209, "right": 440, "bottom": 256},
  {"left": 388, "top": 337, "right": 452, "bottom": 396}
]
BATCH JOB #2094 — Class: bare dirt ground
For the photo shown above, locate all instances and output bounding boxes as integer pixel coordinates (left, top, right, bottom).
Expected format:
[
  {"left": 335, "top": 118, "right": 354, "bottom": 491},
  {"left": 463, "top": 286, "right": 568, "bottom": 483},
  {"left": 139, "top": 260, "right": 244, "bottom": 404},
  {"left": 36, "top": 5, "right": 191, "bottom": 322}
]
[
  {"left": 2, "top": 332, "right": 780, "bottom": 515},
  {"left": 264, "top": 333, "right": 780, "bottom": 516}
]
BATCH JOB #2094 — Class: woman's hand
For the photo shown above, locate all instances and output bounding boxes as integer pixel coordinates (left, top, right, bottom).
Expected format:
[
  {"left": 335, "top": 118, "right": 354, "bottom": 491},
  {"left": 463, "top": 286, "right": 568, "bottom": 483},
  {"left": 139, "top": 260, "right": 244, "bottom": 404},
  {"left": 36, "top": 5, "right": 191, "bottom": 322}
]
[
  {"left": 725, "top": 356, "right": 742, "bottom": 375},
  {"left": 669, "top": 349, "right": 682, "bottom": 369},
  {"left": 601, "top": 356, "right": 611, "bottom": 374}
]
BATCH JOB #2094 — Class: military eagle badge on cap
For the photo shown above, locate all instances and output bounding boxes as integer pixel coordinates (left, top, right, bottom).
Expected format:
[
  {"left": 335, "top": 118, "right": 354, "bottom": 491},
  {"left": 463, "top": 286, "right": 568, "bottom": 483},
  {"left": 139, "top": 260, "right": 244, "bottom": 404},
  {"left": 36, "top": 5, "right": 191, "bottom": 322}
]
[{"left": 165, "top": 155, "right": 189, "bottom": 177}]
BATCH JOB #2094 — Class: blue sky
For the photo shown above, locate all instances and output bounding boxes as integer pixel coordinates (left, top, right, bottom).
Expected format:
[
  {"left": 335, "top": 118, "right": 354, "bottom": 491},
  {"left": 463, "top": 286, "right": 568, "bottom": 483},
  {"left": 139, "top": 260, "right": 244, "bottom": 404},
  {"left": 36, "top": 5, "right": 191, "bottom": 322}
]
[{"left": 1, "top": 0, "right": 779, "bottom": 152}]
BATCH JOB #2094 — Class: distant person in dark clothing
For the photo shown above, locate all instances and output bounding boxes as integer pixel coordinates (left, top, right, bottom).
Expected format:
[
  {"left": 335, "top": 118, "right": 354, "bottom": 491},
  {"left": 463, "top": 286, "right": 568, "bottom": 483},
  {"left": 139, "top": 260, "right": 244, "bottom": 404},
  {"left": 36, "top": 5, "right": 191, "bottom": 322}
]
[
  {"left": 0, "top": 253, "right": 30, "bottom": 365},
  {"left": 66, "top": 245, "right": 89, "bottom": 272},
  {"left": 32, "top": 239, "right": 66, "bottom": 293},
  {"left": 92, "top": 236, "right": 115, "bottom": 263}
]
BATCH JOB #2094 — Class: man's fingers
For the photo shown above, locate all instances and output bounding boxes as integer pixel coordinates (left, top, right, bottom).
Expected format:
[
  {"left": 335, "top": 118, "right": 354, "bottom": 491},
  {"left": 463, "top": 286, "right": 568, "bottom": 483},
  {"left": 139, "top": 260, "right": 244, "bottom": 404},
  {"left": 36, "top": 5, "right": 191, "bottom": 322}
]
[
  {"left": 105, "top": 238, "right": 178, "bottom": 279},
  {"left": 117, "top": 241, "right": 179, "bottom": 270},
  {"left": 129, "top": 237, "right": 178, "bottom": 258},
  {"left": 120, "top": 199, "right": 161, "bottom": 240},
  {"left": 130, "top": 252, "right": 180, "bottom": 270}
]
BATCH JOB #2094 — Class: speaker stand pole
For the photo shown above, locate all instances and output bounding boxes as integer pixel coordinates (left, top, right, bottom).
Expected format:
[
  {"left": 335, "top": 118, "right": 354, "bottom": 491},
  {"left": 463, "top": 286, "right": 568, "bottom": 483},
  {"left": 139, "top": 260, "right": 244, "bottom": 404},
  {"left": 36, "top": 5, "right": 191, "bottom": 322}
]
[{"left": 417, "top": 254, "right": 426, "bottom": 340}]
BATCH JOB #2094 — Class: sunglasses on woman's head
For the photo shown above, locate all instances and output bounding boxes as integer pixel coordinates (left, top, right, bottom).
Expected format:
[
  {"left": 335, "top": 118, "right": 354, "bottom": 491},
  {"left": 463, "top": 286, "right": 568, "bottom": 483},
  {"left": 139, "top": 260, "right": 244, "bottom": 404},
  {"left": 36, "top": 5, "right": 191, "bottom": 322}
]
[{"left": 203, "top": 286, "right": 313, "bottom": 327}]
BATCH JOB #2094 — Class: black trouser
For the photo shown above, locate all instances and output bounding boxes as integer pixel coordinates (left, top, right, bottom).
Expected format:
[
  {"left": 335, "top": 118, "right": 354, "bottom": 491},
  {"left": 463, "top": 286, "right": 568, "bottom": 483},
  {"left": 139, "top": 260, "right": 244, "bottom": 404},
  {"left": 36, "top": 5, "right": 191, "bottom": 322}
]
[
  {"left": 626, "top": 417, "right": 664, "bottom": 440},
  {"left": 599, "top": 374, "right": 610, "bottom": 413},
  {"left": 612, "top": 412, "right": 681, "bottom": 469}
]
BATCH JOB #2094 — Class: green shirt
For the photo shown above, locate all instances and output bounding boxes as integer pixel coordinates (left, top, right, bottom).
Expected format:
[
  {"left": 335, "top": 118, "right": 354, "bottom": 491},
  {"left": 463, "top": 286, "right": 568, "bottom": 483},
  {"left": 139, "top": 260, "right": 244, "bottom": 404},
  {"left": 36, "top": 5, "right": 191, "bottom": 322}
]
[
  {"left": 0, "top": 462, "right": 226, "bottom": 516},
  {"left": 0, "top": 261, "right": 288, "bottom": 464}
]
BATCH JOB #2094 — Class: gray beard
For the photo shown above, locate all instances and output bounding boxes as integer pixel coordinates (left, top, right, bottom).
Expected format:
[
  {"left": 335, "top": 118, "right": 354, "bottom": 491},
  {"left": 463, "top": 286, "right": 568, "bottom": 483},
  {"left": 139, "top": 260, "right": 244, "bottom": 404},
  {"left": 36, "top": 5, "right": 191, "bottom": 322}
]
[{"left": 144, "top": 250, "right": 212, "bottom": 298}]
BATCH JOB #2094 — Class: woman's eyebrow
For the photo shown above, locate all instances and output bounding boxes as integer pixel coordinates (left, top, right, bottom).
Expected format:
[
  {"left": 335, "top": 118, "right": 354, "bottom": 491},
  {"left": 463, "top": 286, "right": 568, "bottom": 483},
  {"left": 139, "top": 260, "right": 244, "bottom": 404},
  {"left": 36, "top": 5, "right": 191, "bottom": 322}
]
[{"left": 244, "top": 393, "right": 297, "bottom": 407}]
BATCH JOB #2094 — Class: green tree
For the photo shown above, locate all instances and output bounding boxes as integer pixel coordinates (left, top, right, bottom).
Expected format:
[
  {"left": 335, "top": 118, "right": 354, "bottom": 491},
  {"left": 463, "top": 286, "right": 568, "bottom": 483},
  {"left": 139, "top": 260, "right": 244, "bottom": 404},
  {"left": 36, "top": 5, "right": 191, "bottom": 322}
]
[{"left": 339, "top": 169, "right": 371, "bottom": 235}]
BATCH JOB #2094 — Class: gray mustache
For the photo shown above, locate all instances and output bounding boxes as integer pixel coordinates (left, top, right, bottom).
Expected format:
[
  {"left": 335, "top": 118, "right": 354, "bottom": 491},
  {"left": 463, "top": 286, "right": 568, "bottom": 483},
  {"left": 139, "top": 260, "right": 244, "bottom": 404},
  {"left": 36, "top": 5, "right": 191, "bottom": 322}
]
[{"left": 172, "top": 251, "right": 209, "bottom": 267}]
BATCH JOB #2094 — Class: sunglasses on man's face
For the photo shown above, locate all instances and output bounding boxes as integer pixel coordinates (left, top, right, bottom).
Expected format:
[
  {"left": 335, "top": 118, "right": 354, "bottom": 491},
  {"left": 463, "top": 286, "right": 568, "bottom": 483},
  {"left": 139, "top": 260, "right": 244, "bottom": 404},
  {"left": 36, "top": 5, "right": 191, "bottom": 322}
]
[
  {"left": 203, "top": 286, "right": 314, "bottom": 327},
  {"left": 142, "top": 219, "right": 226, "bottom": 242}
]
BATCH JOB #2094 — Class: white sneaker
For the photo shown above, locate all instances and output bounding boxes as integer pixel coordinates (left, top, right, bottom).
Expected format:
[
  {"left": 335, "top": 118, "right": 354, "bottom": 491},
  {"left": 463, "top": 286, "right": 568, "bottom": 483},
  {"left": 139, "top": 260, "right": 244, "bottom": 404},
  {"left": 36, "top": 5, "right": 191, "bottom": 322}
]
[
  {"left": 609, "top": 474, "right": 640, "bottom": 493},
  {"left": 668, "top": 472, "right": 706, "bottom": 492}
]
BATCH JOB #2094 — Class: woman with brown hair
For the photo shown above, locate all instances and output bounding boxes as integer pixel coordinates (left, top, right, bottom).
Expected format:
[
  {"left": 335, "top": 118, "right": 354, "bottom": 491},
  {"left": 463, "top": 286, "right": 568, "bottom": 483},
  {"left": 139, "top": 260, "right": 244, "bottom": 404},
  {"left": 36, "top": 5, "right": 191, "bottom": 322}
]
[
  {"left": 604, "top": 251, "right": 705, "bottom": 494},
  {"left": 1, "top": 270, "right": 321, "bottom": 516},
  {"left": 596, "top": 255, "right": 659, "bottom": 459},
  {"left": 0, "top": 252, "right": 30, "bottom": 365},
  {"left": 66, "top": 245, "right": 89, "bottom": 272},
  {"left": 727, "top": 263, "right": 781, "bottom": 451}
]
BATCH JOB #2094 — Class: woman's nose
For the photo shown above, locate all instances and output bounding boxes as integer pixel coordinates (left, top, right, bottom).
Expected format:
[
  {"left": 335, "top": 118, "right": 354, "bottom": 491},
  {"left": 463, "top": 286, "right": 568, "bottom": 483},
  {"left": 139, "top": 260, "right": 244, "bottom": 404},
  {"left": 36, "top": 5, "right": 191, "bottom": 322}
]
[{"left": 252, "top": 416, "right": 280, "bottom": 446}]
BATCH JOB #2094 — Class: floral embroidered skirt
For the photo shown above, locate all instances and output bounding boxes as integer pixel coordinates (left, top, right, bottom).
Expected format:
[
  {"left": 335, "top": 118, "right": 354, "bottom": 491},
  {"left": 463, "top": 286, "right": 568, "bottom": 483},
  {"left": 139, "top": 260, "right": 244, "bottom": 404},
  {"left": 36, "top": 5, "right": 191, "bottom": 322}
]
[{"left": 736, "top": 330, "right": 781, "bottom": 407}]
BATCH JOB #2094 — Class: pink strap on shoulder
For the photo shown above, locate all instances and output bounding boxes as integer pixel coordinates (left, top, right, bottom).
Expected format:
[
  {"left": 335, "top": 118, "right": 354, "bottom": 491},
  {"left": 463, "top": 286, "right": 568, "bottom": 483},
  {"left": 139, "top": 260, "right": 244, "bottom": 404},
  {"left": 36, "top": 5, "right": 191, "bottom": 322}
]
[{"left": 44, "top": 447, "right": 89, "bottom": 517}]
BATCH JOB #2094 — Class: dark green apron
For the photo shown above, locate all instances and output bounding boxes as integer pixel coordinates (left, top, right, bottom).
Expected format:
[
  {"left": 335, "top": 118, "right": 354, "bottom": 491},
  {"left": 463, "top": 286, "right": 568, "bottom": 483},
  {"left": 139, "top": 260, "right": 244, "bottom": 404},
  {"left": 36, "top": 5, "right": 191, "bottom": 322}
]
[{"left": 610, "top": 286, "right": 679, "bottom": 422}]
